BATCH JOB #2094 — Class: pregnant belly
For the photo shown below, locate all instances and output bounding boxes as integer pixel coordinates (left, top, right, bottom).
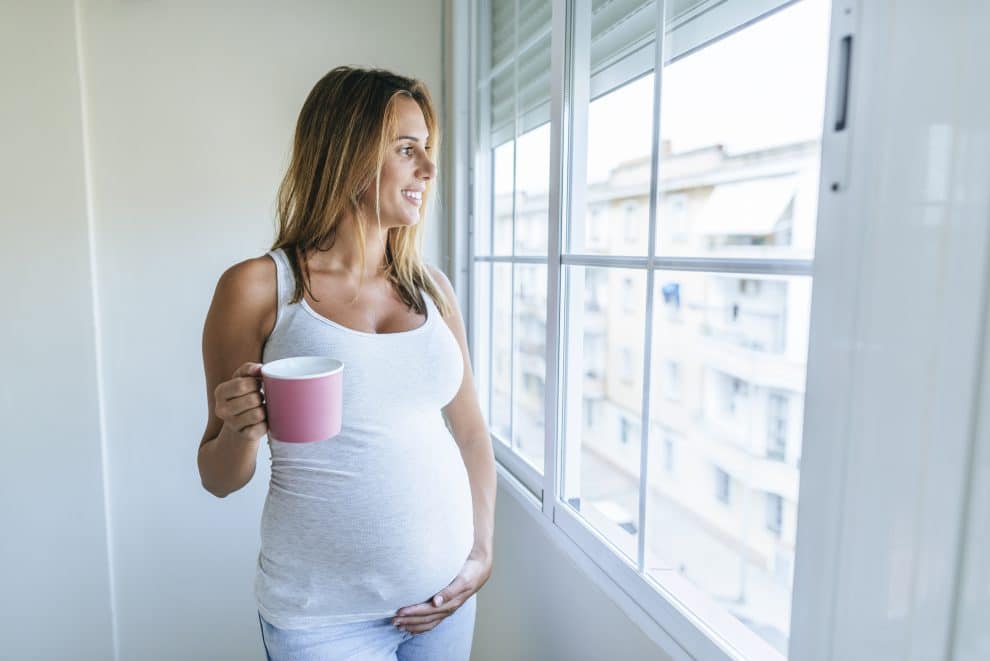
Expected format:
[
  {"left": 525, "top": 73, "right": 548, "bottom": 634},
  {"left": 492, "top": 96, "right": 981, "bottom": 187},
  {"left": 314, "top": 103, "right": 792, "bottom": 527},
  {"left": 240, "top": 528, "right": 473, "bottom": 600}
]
[{"left": 258, "top": 451, "right": 474, "bottom": 616}]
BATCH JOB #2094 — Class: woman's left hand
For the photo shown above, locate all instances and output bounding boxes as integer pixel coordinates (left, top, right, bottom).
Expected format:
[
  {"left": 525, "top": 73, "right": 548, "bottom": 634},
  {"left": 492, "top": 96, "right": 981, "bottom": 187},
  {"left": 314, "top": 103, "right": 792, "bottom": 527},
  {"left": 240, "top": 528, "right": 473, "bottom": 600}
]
[{"left": 392, "top": 550, "right": 493, "bottom": 634}]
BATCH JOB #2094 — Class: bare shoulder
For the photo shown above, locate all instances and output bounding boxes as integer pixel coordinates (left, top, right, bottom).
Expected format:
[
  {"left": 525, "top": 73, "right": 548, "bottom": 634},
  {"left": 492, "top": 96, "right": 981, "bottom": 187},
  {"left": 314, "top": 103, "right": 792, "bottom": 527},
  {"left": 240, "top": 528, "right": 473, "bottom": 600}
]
[
  {"left": 211, "top": 254, "right": 278, "bottom": 342},
  {"left": 219, "top": 254, "right": 275, "bottom": 293}
]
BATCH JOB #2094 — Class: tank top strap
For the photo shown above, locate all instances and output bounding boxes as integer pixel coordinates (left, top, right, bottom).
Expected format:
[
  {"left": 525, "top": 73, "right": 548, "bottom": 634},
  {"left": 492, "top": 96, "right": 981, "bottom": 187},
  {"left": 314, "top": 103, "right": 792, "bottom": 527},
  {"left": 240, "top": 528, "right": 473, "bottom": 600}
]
[{"left": 266, "top": 247, "right": 297, "bottom": 319}]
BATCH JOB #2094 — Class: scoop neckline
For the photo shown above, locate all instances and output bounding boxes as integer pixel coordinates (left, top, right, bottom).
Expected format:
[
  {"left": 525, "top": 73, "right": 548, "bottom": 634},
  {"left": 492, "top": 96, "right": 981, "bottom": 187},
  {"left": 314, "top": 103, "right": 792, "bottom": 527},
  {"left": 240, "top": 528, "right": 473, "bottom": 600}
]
[{"left": 300, "top": 297, "right": 431, "bottom": 337}]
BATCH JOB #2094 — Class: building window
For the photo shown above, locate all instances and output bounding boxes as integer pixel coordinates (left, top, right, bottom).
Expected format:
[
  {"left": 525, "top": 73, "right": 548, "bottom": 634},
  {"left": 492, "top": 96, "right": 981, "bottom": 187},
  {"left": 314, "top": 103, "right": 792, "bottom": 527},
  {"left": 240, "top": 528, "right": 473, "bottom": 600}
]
[
  {"left": 623, "top": 277, "right": 636, "bottom": 313},
  {"left": 621, "top": 417, "right": 636, "bottom": 444},
  {"left": 766, "top": 493, "right": 784, "bottom": 536},
  {"left": 767, "top": 392, "right": 788, "bottom": 461},
  {"left": 739, "top": 278, "right": 761, "bottom": 296},
  {"left": 714, "top": 467, "right": 731, "bottom": 505},
  {"left": 724, "top": 376, "right": 749, "bottom": 415}
]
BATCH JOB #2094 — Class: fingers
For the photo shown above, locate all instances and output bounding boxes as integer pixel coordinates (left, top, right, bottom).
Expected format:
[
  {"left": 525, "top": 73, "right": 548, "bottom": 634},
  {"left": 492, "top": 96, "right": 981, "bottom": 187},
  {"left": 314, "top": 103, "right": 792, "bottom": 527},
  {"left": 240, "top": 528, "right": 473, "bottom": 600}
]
[
  {"left": 220, "top": 392, "right": 264, "bottom": 416},
  {"left": 232, "top": 361, "right": 263, "bottom": 378},
  {"left": 402, "top": 616, "right": 446, "bottom": 634},
  {"left": 394, "top": 610, "right": 453, "bottom": 627},
  {"left": 213, "top": 362, "right": 267, "bottom": 439}
]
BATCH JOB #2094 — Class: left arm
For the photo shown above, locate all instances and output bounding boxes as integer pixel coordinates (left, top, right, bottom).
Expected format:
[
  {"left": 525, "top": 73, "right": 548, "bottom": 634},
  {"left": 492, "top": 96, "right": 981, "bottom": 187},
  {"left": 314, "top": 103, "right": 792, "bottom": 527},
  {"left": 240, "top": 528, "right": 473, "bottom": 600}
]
[
  {"left": 433, "top": 266, "right": 496, "bottom": 562},
  {"left": 392, "top": 266, "right": 496, "bottom": 633}
]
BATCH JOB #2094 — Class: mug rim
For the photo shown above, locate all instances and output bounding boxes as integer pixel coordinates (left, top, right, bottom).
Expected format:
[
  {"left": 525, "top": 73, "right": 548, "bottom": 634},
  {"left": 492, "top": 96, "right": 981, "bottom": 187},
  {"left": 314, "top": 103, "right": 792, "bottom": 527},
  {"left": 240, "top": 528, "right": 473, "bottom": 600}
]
[{"left": 261, "top": 356, "right": 344, "bottom": 380}]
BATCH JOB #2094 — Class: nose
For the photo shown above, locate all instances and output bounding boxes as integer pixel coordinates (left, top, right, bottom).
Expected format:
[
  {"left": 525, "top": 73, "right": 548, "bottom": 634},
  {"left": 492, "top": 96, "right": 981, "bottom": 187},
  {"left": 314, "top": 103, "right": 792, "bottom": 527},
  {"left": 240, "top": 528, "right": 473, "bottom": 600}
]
[{"left": 416, "top": 152, "right": 437, "bottom": 180}]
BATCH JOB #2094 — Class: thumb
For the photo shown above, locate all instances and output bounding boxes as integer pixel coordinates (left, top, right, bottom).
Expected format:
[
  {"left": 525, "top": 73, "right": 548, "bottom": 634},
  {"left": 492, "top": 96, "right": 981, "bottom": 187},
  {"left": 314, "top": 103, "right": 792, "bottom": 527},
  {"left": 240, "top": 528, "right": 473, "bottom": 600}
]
[{"left": 432, "top": 593, "right": 445, "bottom": 607}]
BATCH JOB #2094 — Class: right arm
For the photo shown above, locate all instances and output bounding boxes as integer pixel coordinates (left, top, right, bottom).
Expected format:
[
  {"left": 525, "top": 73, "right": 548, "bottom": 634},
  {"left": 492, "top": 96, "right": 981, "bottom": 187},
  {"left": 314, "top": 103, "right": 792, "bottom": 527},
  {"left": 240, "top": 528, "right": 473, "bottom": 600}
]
[{"left": 197, "top": 256, "right": 277, "bottom": 498}]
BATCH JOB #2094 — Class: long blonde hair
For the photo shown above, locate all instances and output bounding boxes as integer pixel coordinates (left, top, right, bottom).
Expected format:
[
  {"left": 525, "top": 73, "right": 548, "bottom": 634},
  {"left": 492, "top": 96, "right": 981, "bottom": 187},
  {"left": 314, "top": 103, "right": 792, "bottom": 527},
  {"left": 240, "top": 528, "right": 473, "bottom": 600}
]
[{"left": 272, "top": 66, "right": 450, "bottom": 318}]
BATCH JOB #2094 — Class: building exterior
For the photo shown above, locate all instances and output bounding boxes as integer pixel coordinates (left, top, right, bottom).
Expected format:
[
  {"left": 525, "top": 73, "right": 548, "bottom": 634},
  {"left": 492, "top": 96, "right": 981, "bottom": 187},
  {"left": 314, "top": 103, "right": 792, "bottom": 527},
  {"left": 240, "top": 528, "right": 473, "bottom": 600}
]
[{"left": 488, "top": 137, "right": 820, "bottom": 650}]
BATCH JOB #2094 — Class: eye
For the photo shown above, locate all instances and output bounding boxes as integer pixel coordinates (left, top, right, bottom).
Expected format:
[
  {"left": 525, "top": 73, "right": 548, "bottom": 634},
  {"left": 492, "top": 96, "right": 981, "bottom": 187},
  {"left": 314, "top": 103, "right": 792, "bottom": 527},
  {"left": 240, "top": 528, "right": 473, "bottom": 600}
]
[{"left": 399, "top": 145, "right": 415, "bottom": 156}]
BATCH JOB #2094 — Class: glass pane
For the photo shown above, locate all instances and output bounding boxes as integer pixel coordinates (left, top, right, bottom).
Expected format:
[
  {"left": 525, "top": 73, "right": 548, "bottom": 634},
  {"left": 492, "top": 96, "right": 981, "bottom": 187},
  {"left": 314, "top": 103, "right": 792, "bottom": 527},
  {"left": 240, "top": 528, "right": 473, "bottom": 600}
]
[
  {"left": 515, "top": 123, "right": 550, "bottom": 255},
  {"left": 561, "top": 265, "right": 647, "bottom": 562},
  {"left": 492, "top": 141, "right": 514, "bottom": 255},
  {"left": 491, "top": 263, "right": 512, "bottom": 440},
  {"left": 512, "top": 263, "right": 547, "bottom": 471},
  {"left": 471, "top": 261, "right": 492, "bottom": 426},
  {"left": 645, "top": 271, "right": 812, "bottom": 654},
  {"left": 574, "top": 74, "right": 655, "bottom": 256},
  {"left": 655, "top": 0, "right": 830, "bottom": 260}
]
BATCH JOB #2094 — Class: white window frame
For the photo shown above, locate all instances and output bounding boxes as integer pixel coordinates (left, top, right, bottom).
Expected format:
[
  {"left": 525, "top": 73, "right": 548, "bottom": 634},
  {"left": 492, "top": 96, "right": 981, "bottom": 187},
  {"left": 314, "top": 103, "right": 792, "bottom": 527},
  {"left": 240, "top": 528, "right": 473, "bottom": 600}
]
[{"left": 446, "top": 0, "right": 921, "bottom": 659}]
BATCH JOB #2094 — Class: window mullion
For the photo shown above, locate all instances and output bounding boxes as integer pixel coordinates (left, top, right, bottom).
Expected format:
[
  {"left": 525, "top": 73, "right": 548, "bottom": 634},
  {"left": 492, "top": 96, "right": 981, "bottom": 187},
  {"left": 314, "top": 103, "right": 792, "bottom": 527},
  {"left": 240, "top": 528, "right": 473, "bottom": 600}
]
[
  {"left": 636, "top": 0, "right": 668, "bottom": 574},
  {"left": 559, "top": 253, "right": 815, "bottom": 276},
  {"left": 542, "top": 0, "right": 579, "bottom": 518}
]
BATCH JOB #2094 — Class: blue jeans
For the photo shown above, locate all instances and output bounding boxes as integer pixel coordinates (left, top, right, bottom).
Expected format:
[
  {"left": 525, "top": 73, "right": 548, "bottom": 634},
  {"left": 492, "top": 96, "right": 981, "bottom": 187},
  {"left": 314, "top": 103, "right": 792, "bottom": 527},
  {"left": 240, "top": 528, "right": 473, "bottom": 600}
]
[{"left": 258, "top": 595, "right": 477, "bottom": 661}]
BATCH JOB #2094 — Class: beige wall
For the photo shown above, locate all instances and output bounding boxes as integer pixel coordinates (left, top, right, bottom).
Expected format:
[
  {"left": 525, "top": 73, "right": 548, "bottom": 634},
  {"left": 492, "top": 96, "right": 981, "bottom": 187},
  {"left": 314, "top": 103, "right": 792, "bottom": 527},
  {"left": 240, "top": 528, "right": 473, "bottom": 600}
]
[{"left": 0, "top": 3, "right": 115, "bottom": 660}]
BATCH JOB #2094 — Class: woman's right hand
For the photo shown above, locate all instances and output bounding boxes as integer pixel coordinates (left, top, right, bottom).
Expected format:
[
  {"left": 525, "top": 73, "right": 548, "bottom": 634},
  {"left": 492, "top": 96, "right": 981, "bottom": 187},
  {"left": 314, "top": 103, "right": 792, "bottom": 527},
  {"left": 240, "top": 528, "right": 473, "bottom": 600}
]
[{"left": 214, "top": 361, "right": 268, "bottom": 444}]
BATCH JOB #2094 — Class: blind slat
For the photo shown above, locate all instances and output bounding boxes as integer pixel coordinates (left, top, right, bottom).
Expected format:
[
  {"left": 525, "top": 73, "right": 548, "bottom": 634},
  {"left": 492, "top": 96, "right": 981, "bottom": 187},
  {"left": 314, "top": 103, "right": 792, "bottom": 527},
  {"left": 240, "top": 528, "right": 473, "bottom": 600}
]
[{"left": 487, "top": 0, "right": 793, "bottom": 143}]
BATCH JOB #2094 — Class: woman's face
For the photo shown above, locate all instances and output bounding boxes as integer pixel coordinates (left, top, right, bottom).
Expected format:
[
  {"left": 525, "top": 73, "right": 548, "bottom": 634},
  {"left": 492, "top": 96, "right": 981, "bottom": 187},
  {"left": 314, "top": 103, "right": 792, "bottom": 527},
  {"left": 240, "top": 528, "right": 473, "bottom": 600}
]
[{"left": 364, "top": 95, "right": 436, "bottom": 229}]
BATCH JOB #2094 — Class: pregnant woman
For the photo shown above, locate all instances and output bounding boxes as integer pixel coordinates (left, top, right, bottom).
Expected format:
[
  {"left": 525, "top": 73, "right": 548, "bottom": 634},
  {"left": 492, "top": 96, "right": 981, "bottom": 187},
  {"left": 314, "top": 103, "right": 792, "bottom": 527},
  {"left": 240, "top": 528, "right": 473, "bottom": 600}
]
[{"left": 196, "top": 66, "right": 495, "bottom": 661}]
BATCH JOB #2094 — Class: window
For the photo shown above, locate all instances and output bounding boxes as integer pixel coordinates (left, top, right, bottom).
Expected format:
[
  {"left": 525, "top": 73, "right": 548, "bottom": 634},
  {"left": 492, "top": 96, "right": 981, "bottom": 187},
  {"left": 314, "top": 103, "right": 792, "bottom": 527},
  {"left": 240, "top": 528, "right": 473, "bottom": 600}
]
[
  {"left": 767, "top": 392, "right": 789, "bottom": 461},
  {"left": 714, "top": 467, "right": 731, "bottom": 505},
  {"left": 739, "top": 278, "right": 761, "bottom": 295},
  {"left": 766, "top": 492, "right": 784, "bottom": 536},
  {"left": 470, "top": 0, "right": 830, "bottom": 656},
  {"left": 663, "top": 436, "right": 674, "bottom": 473},
  {"left": 622, "top": 277, "right": 636, "bottom": 313}
]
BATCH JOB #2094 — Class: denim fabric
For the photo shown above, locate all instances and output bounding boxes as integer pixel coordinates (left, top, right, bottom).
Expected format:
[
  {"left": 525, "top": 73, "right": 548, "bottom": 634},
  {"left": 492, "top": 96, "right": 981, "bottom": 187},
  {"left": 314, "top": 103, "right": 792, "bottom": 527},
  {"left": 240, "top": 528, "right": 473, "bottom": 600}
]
[{"left": 258, "top": 595, "right": 477, "bottom": 661}]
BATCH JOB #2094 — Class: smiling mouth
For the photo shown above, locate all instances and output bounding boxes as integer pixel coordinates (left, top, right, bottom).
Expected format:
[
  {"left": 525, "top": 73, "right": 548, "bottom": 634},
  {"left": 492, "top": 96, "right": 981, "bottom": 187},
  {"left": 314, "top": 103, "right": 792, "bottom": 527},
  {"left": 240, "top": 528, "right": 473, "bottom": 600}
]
[{"left": 401, "top": 190, "right": 423, "bottom": 205}]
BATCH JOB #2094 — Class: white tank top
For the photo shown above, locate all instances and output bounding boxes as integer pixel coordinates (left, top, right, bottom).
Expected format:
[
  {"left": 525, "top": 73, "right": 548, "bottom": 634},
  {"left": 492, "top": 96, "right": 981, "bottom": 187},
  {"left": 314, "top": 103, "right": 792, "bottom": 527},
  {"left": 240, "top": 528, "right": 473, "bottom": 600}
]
[{"left": 254, "top": 248, "right": 475, "bottom": 629}]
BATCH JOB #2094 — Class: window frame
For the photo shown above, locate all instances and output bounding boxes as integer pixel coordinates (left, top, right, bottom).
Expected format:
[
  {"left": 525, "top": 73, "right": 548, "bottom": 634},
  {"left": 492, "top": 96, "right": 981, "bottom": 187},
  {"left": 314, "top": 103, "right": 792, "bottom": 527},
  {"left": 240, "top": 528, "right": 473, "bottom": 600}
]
[{"left": 458, "top": 0, "right": 862, "bottom": 659}]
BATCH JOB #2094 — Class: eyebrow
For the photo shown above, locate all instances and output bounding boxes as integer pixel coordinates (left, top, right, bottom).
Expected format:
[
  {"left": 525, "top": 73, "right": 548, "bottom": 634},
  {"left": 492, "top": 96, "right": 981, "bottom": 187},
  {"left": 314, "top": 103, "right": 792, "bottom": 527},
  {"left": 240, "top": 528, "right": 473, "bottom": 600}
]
[{"left": 395, "top": 135, "right": 431, "bottom": 143}]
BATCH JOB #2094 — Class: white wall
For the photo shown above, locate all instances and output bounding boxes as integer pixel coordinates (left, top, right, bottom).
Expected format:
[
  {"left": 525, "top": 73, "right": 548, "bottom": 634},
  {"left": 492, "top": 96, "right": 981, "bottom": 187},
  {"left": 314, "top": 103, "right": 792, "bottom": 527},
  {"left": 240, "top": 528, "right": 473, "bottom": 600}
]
[
  {"left": 0, "top": 4, "right": 115, "bottom": 660},
  {"left": 473, "top": 479, "right": 674, "bottom": 661}
]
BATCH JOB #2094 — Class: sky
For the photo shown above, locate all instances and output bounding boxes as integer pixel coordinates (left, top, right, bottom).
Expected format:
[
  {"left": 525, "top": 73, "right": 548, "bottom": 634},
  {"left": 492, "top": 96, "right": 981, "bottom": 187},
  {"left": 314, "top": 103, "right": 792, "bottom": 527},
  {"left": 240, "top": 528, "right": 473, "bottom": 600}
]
[{"left": 496, "top": 0, "right": 831, "bottom": 193}]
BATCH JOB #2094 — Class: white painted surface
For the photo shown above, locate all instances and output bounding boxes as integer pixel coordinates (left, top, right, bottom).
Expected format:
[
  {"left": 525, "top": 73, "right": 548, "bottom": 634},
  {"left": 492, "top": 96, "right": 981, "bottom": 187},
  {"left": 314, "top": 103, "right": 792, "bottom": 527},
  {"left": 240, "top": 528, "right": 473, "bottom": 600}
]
[
  {"left": 791, "top": 0, "right": 990, "bottom": 659},
  {"left": 473, "top": 470, "right": 676, "bottom": 661},
  {"left": 0, "top": 3, "right": 115, "bottom": 659}
]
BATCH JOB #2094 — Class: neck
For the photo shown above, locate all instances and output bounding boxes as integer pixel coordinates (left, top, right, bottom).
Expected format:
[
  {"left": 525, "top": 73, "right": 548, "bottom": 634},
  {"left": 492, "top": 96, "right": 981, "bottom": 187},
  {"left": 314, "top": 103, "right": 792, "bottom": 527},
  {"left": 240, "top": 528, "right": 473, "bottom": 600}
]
[{"left": 306, "top": 212, "right": 390, "bottom": 282}]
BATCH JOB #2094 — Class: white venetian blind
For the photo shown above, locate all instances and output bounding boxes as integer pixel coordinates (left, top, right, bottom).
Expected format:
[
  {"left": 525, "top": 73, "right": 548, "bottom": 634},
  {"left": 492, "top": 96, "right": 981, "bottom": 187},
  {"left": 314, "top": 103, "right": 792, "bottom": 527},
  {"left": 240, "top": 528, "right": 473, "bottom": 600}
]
[{"left": 486, "top": 0, "right": 796, "bottom": 145}]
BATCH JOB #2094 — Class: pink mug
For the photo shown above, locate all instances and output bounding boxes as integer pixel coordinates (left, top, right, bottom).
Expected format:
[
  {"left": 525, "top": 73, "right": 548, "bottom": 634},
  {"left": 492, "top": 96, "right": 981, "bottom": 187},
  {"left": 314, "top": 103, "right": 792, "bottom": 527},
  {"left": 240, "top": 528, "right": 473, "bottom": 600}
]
[{"left": 261, "top": 356, "right": 344, "bottom": 443}]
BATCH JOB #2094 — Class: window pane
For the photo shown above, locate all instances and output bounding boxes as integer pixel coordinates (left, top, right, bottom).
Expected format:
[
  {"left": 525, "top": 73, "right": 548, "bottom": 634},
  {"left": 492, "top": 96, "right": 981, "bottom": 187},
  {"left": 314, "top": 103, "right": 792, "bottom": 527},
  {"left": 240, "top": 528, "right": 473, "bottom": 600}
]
[
  {"left": 655, "top": 0, "right": 830, "bottom": 260},
  {"left": 645, "top": 271, "right": 811, "bottom": 654},
  {"left": 492, "top": 141, "right": 514, "bottom": 255},
  {"left": 515, "top": 124, "right": 550, "bottom": 255},
  {"left": 512, "top": 263, "right": 547, "bottom": 470},
  {"left": 561, "top": 265, "right": 647, "bottom": 562},
  {"left": 471, "top": 262, "right": 492, "bottom": 426},
  {"left": 491, "top": 263, "right": 512, "bottom": 440},
  {"left": 574, "top": 74, "right": 655, "bottom": 256}
]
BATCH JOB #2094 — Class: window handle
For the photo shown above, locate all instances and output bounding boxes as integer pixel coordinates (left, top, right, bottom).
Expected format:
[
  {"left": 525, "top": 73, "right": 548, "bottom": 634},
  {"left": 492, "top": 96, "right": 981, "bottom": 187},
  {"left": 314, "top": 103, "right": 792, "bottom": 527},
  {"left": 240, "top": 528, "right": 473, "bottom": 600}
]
[{"left": 834, "top": 35, "right": 853, "bottom": 132}]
